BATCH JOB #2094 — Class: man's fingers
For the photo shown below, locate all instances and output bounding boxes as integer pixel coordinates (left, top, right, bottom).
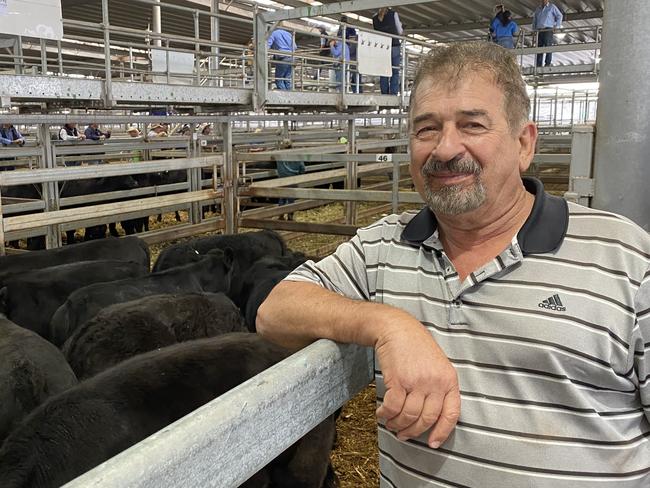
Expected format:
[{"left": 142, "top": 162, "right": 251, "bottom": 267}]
[
  {"left": 395, "top": 393, "right": 441, "bottom": 441},
  {"left": 427, "top": 386, "right": 461, "bottom": 448},
  {"left": 385, "top": 391, "right": 425, "bottom": 433},
  {"left": 376, "top": 386, "right": 406, "bottom": 421}
]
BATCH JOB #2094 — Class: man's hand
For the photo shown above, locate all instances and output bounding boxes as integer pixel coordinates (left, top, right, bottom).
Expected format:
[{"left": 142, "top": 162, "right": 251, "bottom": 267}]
[{"left": 375, "top": 317, "right": 460, "bottom": 448}]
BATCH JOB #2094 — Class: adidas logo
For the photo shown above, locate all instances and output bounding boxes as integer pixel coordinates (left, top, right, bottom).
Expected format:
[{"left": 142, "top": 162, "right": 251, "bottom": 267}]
[{"left": 538, "top": 294, "right": 566, "bottom": 312}]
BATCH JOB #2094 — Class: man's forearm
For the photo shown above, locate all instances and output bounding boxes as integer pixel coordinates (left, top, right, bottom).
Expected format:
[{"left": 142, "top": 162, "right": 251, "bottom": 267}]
[{"left": 256, "top": 280, "right": 413, "bottom": 351}]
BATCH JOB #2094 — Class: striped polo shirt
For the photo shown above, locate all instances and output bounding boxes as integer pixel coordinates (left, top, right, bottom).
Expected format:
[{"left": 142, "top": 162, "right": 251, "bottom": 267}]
[{"left": 286, "top": 177, "right": 650, "bottom": 487}]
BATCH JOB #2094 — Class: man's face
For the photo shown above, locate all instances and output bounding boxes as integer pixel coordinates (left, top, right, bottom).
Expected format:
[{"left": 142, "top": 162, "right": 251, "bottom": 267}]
[
  {"left": 541, "top": 0, "right": 549, "bottom": 5},
  {"left": 408, "top": 73, "right": 533, "bottom": 216}
]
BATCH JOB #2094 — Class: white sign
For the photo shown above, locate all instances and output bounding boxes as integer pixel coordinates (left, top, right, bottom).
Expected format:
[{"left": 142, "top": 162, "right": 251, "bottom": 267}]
[
  {"left": 151, "top": 49, "right": 195, "bottom": 85},
  {"left": 357, "top": 31, "right": 392, "bottom": 77},
  {"left": 376, "top": 154, "right": 393, "bottom": 162},
  {"left": 0, "top": 0, "right": 63, "bottom": 40}
]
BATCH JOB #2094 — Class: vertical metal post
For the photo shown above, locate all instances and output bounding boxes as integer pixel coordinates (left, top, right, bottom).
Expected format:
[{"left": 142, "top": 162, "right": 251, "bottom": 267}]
[
  {"left": 38, "top": 124, "right": 62, "bottom": 249},
  {"left": 391, "top": 154, "right": 400, "bottom": 215},
  {"left": 345, "top": 118, "right": 357, "bottom": 226},
  {"left": 129, "top": 46, "right": 134, "bottom": 81},
  {"left": 254, "top": 12, "right": 267, "bottom": 111},
  {"left": 40, "top": 39, "right": 48, "bottom": 74},
  {"left": 165, "top": 39, "right": 171, "bottom": 84},
  {"left": 220, "top": 121, "right": 237, "bottom": 234},
  {"left": 210, "top": 0, "right": 220, "bottom": 87},
  {"left": 553, "top": 87, "right": 558, "bottom": 127},
  {"left": 102, "top": 0, "right": 113, "bottom": 107},
  {"left": 399, "top": 43, "right": 406, "bottom": 108},
  {"left": 57, "top": 40, "right": 63, "bottom": 75},
  {"left": 153, "top": 0, "right": 162, "bottom": 47},
  {"left": 570, "top": 90, "right": 576, "bottom": 126},
  {"left": 340, "top": 25, "right": 347, "bottom": 97},
  {"left": 592, "top": 0, "right": 650, "bottom": 229},
  {"left": 281, "top": 120, "right": 289, "bottom": 141},
  {"left": 188, "top": 124, "right": 201, "bottom": 224},
  {"left": 14, "top": 36, "right": 23, "bottom": 75},
  {"left": 194, "top": 11, "right": 201, "bottom": 86},
  {"left": 291, "top": 30, "right": 296, "bottom": 90},
  {"left": 532, "top": 84, "right": 538, "bottom": 122}
]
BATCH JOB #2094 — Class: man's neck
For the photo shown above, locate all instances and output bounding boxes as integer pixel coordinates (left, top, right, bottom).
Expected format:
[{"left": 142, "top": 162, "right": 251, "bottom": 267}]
[{"left": 436, "top": 186, "right": 535, "bottom": 281}]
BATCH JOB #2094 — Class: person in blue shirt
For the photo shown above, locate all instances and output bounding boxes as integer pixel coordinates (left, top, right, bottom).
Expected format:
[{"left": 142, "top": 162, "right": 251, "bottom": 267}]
[
  {"left": 329, "top": 38, "right": 350, "bottom": 91},
  {"left": 0, "top": 124, "right": 25, "bottom": 146},
  {"left": 489, "top": 4, "right": 505, "bottom": 42},
  {"left": 338, "top": 16, "right": 361, "bottom": 93},
  {"left": 267, "top": 27, "right": 297, "bottom": 90},
  {"left": 494, "top": 10, "right": 519, "bottom": 49},
  {"left": 532, "top": 0, "right": 563, "bottom": 67}
]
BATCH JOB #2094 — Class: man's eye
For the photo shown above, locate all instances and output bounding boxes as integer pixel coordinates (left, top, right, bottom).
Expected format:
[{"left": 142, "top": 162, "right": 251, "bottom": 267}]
[
  {"left": 415, "top": 127, "right": 437, "bottom": 137},
  {"left": 464, "top": 122, "right": 485, "bottom": 130}
]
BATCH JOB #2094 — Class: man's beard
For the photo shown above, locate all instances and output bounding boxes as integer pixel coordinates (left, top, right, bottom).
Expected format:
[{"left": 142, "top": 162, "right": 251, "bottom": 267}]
[{"left": 420, "top": 157, "right": 486, "bottom": 215}]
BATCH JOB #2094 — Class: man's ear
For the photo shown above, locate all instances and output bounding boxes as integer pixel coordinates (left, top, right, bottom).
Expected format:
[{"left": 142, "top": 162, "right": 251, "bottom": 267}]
[{"left": 517, "top": 121, "right": 538, "bottom": 173}]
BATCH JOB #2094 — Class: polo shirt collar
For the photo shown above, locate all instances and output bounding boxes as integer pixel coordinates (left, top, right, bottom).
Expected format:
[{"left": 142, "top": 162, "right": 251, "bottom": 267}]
[{"left": 400, "top": 177, "right": 568, "bottom": 255}]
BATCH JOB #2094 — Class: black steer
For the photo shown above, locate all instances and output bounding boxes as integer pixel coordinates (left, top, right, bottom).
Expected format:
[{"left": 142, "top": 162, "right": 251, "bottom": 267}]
[
  {"left": 0, "top": 333, "right": 337, "bottom": 488},
  {"left": 0, "top": 236, "right": 150, "bottom": 286},
  {"left": 63, "top": 292, "right": 246, "bottom": 379},
  {"left": 152, "top": 230, "right": 285, "bottom": 272},
  {"left": 0, "top": 318, "right": 77, "bottom": 443},
  {"left": 49, "top": 250, "right": 234, "bottom": 346},
  {"left": 0, "top": 260, "right": 149, "bottom": 340}
]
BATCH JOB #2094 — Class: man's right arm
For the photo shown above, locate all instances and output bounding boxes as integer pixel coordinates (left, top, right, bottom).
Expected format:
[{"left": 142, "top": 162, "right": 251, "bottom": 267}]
[{"left": 257, "top": 270, "right": 461, "bottom": 448}]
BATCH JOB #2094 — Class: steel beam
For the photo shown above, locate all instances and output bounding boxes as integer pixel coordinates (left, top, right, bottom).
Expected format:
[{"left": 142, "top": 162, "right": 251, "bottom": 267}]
[
  {"left": 592, "top": 0, "right": 650, "bottom": 230},
  {"left": 261, "top": 0, "right": 437, "bottom": 22}
]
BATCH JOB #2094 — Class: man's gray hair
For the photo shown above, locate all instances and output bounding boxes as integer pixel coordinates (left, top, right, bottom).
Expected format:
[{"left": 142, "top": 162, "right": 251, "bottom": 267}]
[{"left": 409, "top": 42, "right": 530, "bottom": 131}]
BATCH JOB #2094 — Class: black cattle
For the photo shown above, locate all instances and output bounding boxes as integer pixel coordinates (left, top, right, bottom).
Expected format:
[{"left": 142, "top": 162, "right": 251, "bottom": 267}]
[
  {"left": 229, "top": 253, "right": 307, "bottom": 312},
  {"left": 0, "top": 334, "right": 337, "bottom": 488},
  {"left": 0, "top": 236, "right": 150, "bottom": 287},
  {"left": 152, "top": 229, "right": 286, "bottom": 273},
  {"left": 0, "top": 318, "right": 77, "bottom": 443},
  {"left": 63, "top": 292, "right": 246, "bottom": 379},
  {"left": 244, "top": 270, "right": 292, "bottom": 332},
  {"left": 60, "top": 176, "right": 140, "bottom": 243},
  {"left": 0, "top": 260, "right": 148, "bottom": 340},
  {"left": 49, "top": 249, "right": 234, "bottom": 346}
]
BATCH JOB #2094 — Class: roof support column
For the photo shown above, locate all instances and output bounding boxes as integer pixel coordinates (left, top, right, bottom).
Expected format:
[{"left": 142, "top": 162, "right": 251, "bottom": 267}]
[
  {"left": 210, "top": 0, "right": 220, "bottom": 87},
  {"left": 153, "top": 0, "right": 162, "bottom": 47},
  {"left": 592, "top": 0, "right": 650, "bottom": 229}
]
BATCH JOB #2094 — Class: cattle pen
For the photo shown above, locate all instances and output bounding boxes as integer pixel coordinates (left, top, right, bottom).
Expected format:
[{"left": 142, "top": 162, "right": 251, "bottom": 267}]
[
  {"left": 0, "top": 113, "right": 586, "bottom": 486},
  {"left": 0, "top": 113, "right": 583, "bottom": 255}
]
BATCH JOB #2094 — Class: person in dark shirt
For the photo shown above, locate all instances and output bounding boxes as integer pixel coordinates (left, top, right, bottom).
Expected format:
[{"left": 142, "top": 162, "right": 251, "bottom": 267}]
[
  {"left": 84, "top": 123, "right": 111, "bottom": 141},
  {"left": 372, "top": 8, "right": 403, "bottom": 95},
  {"left": 0, "top": 124, "right": 25, "bottom": 146}
]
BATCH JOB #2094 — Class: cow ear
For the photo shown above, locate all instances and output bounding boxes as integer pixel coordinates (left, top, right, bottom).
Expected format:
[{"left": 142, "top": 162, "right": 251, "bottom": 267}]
[{"left": 223, "top": 247, "right": 234, "bottom": 269}]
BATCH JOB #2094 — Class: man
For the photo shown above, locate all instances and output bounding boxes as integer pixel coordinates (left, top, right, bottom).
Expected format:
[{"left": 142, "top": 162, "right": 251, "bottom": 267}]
[
  {"left": 59, "top": 123, "right": 86, "bottom": 142},
  {"left": 147, "top": 123, "right": 168, "bottom": 138},
  {"left": 267, "top": 26, "right": 297, "bottom": 90},
  {"left": 258, "top": 42, "right": 650, "bottom": 486},
  {"left": 533, "top": 0, "right": 563, "bottom": 67},
  {"left": 372, "top": 7, "right": 403, "bottom": 95},
  {"left": 489, "top": 4, "right": 505, "bottom": 42},
  {"left": 84, "top": 123, "right": 111, "bottom": 141},
  {"left": 329, "top": 37, "right": 350, "bottom": 91},
  {"left": 338, "top": 16, "right": 361, "bottom": 93},
  {"left": 0, "top": 124, "right": 25, "bottom": 146}
]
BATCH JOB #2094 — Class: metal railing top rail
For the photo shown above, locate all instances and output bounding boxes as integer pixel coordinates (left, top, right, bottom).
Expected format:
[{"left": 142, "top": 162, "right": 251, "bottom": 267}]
[
  {"left": 0, "top": 114, "right": 408, "bottom": 125},
  {"left": 63, "top": 340, "right": 373, "bottom": 488},
  {"left": 0, "top": 157, "right": 222, "bottom": 187}
]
